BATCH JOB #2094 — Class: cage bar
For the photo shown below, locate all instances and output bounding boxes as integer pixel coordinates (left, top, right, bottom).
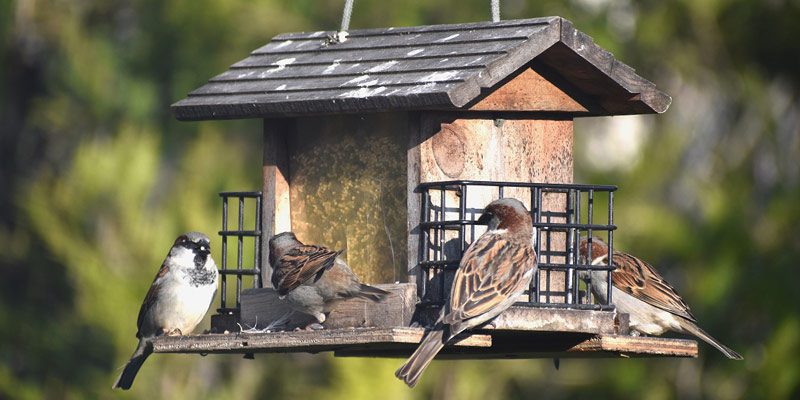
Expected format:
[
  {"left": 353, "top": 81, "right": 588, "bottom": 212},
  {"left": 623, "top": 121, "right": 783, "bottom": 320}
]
[{"left": 216, "top": 191, "right": 263, "bottom": 318}]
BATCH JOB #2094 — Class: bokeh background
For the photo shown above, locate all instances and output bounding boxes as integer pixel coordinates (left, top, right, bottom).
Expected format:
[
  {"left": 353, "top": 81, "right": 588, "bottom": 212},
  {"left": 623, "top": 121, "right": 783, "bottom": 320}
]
[{"left": 2, "top": 0, "right": 799, "bottom": 398}]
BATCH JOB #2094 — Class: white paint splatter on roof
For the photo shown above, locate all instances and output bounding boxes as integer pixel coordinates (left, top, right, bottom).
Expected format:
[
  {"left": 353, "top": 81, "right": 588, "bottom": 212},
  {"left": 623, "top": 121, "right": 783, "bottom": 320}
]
[
  {"left": 343, "top": 75, "right": 371, "bottom": 85},
  {"left": 268, "top": 58, "right": 296, "bottom": 73},
  {"left": 323, "top": 59, "right": 341, "bottom": 74},
  {"left": 274, "top": 40, "right": 293, "bottom": 49},
  {"left": 275, "top": 84, "right": 287, "bottom": 90},
  {"left": 407, "top": 48, "right": 424, "bottom": 56},
  {"left": 437, "top": 33, "right": 459, "bottom": 42},
  {"left": 420, "top": 71, "right": 459, "bottom": 82},
  {"left": 366, "top": 60, "right": 398, "bottom": 73},
  {"left": 339, "top": 86, "right": 387, "bottom": 98}
]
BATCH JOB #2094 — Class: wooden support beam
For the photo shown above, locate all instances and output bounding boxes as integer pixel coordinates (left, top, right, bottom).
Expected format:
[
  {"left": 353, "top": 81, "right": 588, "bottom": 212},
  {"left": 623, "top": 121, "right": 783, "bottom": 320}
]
[
  {"left": 407, "top": 112, "right": 423, "bottom": 289},
  {"left": 262, "top": 118, "right": 293, "bottom": 285}
]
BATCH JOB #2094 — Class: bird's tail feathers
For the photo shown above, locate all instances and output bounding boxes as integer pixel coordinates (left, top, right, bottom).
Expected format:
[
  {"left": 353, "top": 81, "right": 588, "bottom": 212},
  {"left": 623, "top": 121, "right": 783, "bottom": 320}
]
[
  {"left": 112, "top": 339, "right": 153, "bottom": 390},
  {"left": 395, "top": 329, "right": 446, "bottom": 388},
  {"left": 680, "top": 320, "right": 743, "bottom": 360},
  {"left": 354, "top": 284, "right": 390, "bottom": 302}
]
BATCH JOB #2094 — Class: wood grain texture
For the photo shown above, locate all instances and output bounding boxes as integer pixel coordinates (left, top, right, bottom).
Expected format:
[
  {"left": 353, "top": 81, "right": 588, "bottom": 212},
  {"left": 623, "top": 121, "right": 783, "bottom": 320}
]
[
  {"left": 172, "top": 17, "right": 670, "bottom": 120},
  {"left": 406, "top": 113, "right": 423, "bottom": 282},
  {"left": 240, "top": 283, "right": 416, "bottom": 331},
  {"left": 485, "top": 306, "right": 618, "bottom": 334},
  {"left": 469, "top": 67, "right": 588, "bottom": 112},
  {"left": 152, "top": 327, "right": 492, "bottom": 354},
  {"left": 262, "top": 119, "right": 292, "bottom": 284}
]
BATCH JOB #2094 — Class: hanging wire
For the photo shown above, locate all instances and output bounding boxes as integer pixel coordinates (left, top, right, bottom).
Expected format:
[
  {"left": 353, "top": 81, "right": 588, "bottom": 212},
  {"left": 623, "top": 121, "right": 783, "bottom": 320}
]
[
  {"left": 337, "top": 0, "right": 354, "bottom": 42},
  {"left": 491, "top": 0, "right": 500, "bottom": 22}
]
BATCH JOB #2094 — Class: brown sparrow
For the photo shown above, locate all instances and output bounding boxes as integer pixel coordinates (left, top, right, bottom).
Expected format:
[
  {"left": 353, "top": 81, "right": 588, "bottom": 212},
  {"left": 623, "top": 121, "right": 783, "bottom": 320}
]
[
  {"left": 579, "top": 236, "right": 742, "bottom": 360},
  {"left": 396, "top": 198, "right": 537, "bottom": 387},
  {"left": 269, "top": 232, "right": 390, "bottom": 329},
  {"left": 113, "top": 232, "right": 218, "bottom": 390}
]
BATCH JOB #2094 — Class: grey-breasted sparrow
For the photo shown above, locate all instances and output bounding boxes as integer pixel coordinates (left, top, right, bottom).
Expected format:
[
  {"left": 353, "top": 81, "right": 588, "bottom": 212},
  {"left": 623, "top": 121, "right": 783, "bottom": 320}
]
[{"left": 113, "top": 232, "right": 218, "bottom": 390}]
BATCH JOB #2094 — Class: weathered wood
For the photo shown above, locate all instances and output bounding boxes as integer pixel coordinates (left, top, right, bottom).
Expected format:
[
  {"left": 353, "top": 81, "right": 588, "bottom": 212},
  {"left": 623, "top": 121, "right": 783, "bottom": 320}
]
[
  {"left": 334, "top": 333, "right": 698, "bottom": 359},
  {"left": 191, "top": 70, "right": 476, "bottom": 96},
  {"left": 469, "top": 67, "right": 588, "bottom": 112},
  {"left": 232, "top": 43, "right": 511, "bottom": 69},
  {"left": 262, "top": 119, "right": 292, "bottom": 284},
  {"left": 407, "top": 113, "right": 423, "bottom": 283},
  {"left": 571, "top": 335, "right": 697, "bottom": 357},
  {"left": 216, "top": 56, "right": 492, "bottom": 82},
  {"left": 253, "top": 24, "right": 545, "bottom": 54},
  {"left": 486, "top": 306, "right": 618, "bottom": 334},
  {"left": 267, "top": 18, "right": 555, "bottom": 44},
  {"left": 172, "top": 17, "right": 670, "bottom": 120},
  {"left": 152, "top": 327, "right": 492, "bottom": 354},
  {"left": 240, "top": 283, "right": 417, "bottom": 331}
]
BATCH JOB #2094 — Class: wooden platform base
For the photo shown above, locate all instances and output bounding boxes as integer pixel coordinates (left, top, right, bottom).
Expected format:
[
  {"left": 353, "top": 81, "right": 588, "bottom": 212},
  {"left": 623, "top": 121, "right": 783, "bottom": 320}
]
[
  {"left": 153, "top": 327, "right": 490, "bottom": 355},
  {"left": 152, "top": 327, "right": 697, "bottom": 359}
]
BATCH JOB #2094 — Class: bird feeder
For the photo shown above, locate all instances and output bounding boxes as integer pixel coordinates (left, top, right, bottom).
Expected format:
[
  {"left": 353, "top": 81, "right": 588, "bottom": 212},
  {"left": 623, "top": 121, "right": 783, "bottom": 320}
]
[{"left": 155, "top": 17, "right": 698, "bottom": 359}]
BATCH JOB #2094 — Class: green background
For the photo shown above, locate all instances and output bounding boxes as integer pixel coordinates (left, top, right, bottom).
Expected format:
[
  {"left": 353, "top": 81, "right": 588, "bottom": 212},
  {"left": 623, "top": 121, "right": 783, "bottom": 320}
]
[{"left": 1, "top": 0, "right": 798, "bottom": 398}]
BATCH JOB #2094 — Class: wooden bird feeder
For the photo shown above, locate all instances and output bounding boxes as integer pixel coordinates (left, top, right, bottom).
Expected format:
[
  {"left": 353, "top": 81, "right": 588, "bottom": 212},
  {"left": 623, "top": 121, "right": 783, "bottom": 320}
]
[{"left": 157, "top": 16, "right": 698, "bottom": 359}]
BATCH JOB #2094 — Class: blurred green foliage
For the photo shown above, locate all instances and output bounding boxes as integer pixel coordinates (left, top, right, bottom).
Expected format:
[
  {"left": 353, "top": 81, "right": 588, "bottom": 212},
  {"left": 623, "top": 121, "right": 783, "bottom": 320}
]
[{"left": 1, "top": 0, "right": 799, "bottom": 398}]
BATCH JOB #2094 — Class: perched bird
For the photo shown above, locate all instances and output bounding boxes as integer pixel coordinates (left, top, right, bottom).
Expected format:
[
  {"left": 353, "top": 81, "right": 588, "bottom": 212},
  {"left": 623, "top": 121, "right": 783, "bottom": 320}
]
[
  {"left": 268, "top": 232, "right": 390, "bottom": 328},
  {"left": 579, "top": 237, "right": 742, "bottom": 360},
  {"left": 396, "top": 198, "right": 537, "bottom": 387},
  {"left": 113, "top": 232, "right": 218, "bottom": 390}
]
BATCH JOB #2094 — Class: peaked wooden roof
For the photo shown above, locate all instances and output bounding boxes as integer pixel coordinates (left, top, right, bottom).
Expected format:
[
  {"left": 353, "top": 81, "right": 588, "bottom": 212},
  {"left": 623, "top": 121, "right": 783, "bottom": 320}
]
[{"left": 172, "top": 16, "right": 671, "bottom": 120}]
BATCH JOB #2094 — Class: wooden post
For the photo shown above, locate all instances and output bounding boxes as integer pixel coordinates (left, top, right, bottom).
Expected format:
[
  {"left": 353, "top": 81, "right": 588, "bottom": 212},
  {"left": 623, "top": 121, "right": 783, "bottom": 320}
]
[
  {"left": 262, "top": 118, "right": 293, "bottom": 286},
  {"left": 407, "top": 112, "right": 422, "bottom": 289}
]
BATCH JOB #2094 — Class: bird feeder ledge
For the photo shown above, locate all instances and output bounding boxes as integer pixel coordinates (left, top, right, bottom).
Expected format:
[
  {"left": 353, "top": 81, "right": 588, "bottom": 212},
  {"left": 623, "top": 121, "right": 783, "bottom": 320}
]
[
  {"left": 151, "top": 282, "right": 698, "bottom": 359},
  {"left": 151, "top": 327, "right": 698, "bottom": 360},
  {"left": 163, "top": 16, "right": 701, "bottom": 361}
]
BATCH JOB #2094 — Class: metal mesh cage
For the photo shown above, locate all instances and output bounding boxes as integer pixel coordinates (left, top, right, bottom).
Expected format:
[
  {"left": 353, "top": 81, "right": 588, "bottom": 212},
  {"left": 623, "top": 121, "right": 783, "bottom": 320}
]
[
  {"left": 217, "top": 191, "right": 262, "bottom": 316},
  {"left": 415, "top": 181, "right": 617, "bottom": 313}
]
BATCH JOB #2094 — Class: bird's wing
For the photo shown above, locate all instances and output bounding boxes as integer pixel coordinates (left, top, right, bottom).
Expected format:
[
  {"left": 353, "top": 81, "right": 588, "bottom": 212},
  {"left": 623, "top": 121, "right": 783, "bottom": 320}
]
[
  {"left": 611, "top": 252, "right": 696, "bottom": 321},
  {"left": 442, "top": 233, "right": 535, "bottom": 325},
  {"left": 136, "top": 262, "right": 170, "bottom": 338},
  {"left": 272, "top": 245, "right": 342, "bottom": 296}
]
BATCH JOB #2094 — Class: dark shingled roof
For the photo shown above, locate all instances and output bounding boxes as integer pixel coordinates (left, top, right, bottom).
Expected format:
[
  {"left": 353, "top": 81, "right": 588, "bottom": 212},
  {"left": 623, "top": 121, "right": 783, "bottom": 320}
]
[{"left": 172, "top": 16, "right": 671, "bottom": 120}]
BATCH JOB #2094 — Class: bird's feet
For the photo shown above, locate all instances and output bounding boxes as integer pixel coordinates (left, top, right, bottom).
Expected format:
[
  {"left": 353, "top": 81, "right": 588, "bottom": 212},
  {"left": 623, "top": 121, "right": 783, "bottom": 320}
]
[
  {"left": 307, "top": 323, "right": 325, "bottom": 331},
  {"left": 165, "top": 328, "right": 183, "bottom": 336}
]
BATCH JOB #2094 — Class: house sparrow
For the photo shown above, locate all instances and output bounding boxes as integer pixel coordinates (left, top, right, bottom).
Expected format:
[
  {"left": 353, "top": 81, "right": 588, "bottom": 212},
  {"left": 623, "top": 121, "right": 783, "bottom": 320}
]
[
  {"left": 268, "top": 232, "right": 390, "bottom": 328},
  {"left": 396, "top": 198, "right": 537, "bottom": 387},
  {"left": 113, "top": 232, "right": 218, "bottom": 390},
  {"left": 579, "top": 237, "right": 742, "bottom": 360}
]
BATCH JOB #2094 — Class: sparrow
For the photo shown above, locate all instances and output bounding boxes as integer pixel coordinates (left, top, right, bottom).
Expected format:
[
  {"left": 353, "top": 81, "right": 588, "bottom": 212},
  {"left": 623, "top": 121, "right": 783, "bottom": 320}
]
[
  {"left": 396, "top": 198, "right": 537, "bottom": 387},
  {"left": 268, "top": 232, "right": 390, "bottom": 328},
  {"left": 579, "top": 236, "right": 742, "bottom": 360},
  {"left": 113, "top": 232, "right": 218, "bottom": 390}
]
